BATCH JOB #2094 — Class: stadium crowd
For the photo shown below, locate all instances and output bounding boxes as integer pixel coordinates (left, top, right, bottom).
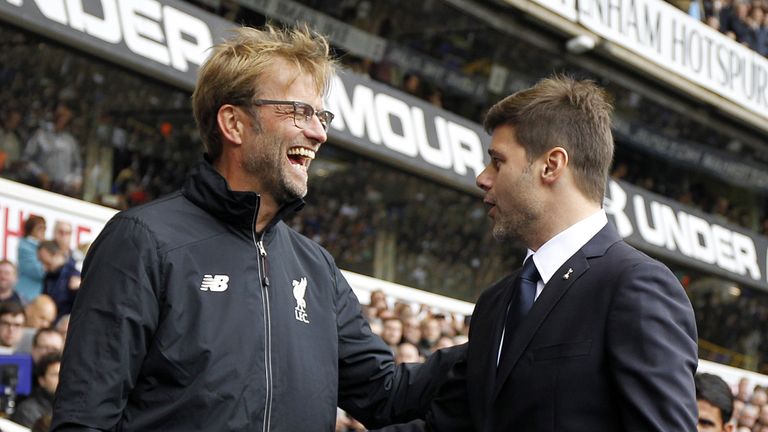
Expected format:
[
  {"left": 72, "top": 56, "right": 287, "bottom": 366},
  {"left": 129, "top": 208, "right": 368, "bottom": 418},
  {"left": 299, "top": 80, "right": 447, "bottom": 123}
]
[{"left": 681, "top": 0, "right": 768, "bottom": 55}]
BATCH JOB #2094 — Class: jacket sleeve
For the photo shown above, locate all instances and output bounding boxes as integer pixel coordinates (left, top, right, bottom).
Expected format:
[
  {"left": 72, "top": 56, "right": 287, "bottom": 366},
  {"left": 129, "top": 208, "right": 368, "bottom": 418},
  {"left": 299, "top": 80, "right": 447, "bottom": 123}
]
[
  {"left": 607, "top": 260, "right": 698, "bottom": 431},
  {"left": 51, "top": 216, "right": 162, "bottom": 431},
  {"left": 333, "top": 265, "right": 465, "bottom": 428}
]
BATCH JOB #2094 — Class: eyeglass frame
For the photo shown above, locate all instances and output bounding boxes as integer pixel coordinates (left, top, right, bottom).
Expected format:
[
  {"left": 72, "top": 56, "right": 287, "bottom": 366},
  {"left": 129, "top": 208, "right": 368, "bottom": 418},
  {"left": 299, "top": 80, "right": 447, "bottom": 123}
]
[{"left": 249, "top": 99, "right": 334, "bottom": 132}]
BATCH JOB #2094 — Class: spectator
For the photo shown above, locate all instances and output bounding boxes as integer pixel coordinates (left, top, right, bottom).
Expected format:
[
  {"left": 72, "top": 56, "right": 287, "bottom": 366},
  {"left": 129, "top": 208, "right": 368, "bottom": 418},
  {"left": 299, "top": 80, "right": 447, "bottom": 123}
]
[
  {"left": 17, "top": 295, "right": 58, "bottom": 363},
  {"left": 52, "top": 221, "right": 76, "bottom": 261},
  {"left": 21, "top": 101, "right": 82, "bottom": 196},
  {"left": 402, "top": 316, "right": 422, "bottom": 346},
  {"left": 0, "top": 106, "right": 22, "bottom": 172},
  {"left": 31, "top": 415, "right": 52, "bottom": 432},
  {"left": 37, "top": 240, "right": 80, "bottom": 319},
  {"left": 402, "top": 72, "right": 424, "bottom": 98},
  {"left": 752, "top": 387, "right": 768, "bottom": 407},
  {"left": 24, "top": 294, "right": 57, "bottom": 330},
  {"left": 395, "top": 342, "right": 422, "bottom": 364},
  {"left": 695, "top": 373, "right": 735, "bottom": 432},
  {"left": 0, "top": 260, "right": 23, "bottom": 305},
  {"left": 30, "top": 327, "right": 64, "bottom": 364},
  {"left": 737, "top": 377, "right": 751, "bottom": 402},
  {"left": 738, "top": 404, "right": 759, "bottom": 429},
  {"left": 432, "top": 336, "right": 456, "bottom": 352},
  {"left": 369, "top": 289, "right": 388, "bottom": 312},
  {"left": 0, "top": 300, "right": 26, "bottom": 353},
  {"left": 10, "top": 353, "right": 60, "bottom": 428},
  {"left": 54, "top": 313, "right": 69, "bottom": 339},
  {"left": 759, "top": 404, "right": 768, "bottom": 429},
  {"left": 418, "top": 317, "right": 442, "bottom": 357},
  {"left": 16, "top": 215, "right": 46, "bottom": 304},
  {"left": 380, "top": 317, "right": 403, "bottom": 351}
]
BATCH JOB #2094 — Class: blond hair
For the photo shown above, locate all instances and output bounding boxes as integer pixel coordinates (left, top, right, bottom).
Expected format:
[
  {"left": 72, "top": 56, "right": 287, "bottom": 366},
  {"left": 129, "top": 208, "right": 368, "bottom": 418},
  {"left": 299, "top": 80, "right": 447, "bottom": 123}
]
[
  {"left": 484, "top": 75, "right": 614, "bottom": 203},
  {"left": 192, "top": 24, "right": 336, "bottom": 160}
]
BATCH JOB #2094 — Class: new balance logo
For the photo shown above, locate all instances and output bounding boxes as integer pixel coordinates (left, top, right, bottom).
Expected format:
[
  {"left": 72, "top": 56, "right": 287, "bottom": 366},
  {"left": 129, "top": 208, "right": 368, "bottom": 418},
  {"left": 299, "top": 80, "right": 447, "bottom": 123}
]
[{"left": 200, "top": 274, "right": 229, "bottom": 292}]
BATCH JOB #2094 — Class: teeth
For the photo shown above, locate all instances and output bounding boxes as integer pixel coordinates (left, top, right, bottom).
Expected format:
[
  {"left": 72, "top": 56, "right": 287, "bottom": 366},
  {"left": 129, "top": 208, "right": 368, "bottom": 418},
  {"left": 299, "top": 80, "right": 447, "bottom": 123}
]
[{"left": 287, "top": 147, "right": 316, "bottom": 160}]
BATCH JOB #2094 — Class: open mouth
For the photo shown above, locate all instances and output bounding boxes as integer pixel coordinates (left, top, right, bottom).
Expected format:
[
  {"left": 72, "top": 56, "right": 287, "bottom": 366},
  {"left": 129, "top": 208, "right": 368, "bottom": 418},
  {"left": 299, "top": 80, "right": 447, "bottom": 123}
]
[{"left": 287, "top": 146, "right": 316, "bottom": 169}]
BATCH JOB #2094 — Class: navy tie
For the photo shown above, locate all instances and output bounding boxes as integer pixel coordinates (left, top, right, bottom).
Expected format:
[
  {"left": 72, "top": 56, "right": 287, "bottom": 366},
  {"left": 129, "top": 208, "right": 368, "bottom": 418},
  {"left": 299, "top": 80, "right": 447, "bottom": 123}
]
[{"left": 501, "top": 257, "right": 540, "bottom": 357}]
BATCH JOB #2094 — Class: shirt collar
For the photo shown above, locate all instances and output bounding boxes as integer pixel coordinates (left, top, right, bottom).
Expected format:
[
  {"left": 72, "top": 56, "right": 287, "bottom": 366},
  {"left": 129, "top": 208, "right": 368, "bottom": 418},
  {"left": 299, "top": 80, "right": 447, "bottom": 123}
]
[{"left": 528, "top": 209, "right": 608, "bottom": 285}]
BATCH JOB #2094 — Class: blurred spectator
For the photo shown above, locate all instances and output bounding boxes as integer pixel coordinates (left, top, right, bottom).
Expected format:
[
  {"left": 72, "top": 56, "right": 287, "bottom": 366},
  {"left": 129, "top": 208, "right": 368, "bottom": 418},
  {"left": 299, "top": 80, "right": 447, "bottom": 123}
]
[
  {"left": 433, "top": 336, "right": 456, "bottom": 352},
  {"left": 53, "top": 221, "right": 86, "bottom": 272},
  {"left": 402, "top": 316, "right": 422, "bottom": 346},
  {"left": 0, "top": 300, "right": 25, "bottom": 353},
  {"left": 37, "top": 240, "right": 80, "bottom": 320},
  {"left": 30, "top": 327, "right": 64, "bottom": 364},
  {"left": 24, "top": 294, "right": 57, "bottom": 330},
  {"left": 31, "top": 415, "right": 52, "bottom": 432},
  {"left": 21, "top": 101, "right": 83, "bottom": 196},
  {"left": 380, "top": 317, "right": 403, "bottom": 351},
  {"left": 395, "top": 342, "right": 422, "bottom": 364},
  {"left": 402, "top": 72, "right": 424, "bottom": 98},
  {"left": 753, "top": 387, "right": 768, "bottom": 407},
  {"left": 738, "top": 377, "right": 751, "bottom": 402},
  {"left": 18, "top": 294, "right": 57, "bottom": 355},
  {"left": 52, "top": 221, "right": 73, "bottom": 260},
  {"left": 759, "top": 404, "right": 768, "bottom": 428},
  {"left": 738, "top": 403, "right": 759, "bottom": 429},
  {"left": 10, "top": 353, "right": 60, "bottom": 428},
  {"left": 418, "top": 317, "right": 441, "bottom": 357},
  {"left": 695, "top": 373, "right": 734, "bottom": 432},
  {"left": 16, "top": 215, "right": 46, "bottom": 304},
  {"left": 0, "top": 259, "right": 23, "bottom": 305},
  {"left": 55, "top": 313, "right": 70, "bottom": 339},
  {"left": 0, "top": 106, "right": 22, "bottom": 171}
]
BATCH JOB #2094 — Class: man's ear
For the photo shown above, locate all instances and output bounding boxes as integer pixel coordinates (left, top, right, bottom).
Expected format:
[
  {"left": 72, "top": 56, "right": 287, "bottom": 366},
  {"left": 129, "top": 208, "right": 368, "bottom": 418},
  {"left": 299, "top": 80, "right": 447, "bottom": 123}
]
[
  {"left": 541, "top": 146, "right": 568, "bottom": 185},
  {"left": 217, "top": 104, "right": 245, "bottom": 145}
]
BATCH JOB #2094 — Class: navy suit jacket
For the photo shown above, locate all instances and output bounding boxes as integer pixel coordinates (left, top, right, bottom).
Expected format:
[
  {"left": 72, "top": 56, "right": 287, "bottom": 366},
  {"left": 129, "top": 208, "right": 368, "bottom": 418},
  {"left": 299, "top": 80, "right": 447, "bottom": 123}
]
[{"left": 429, "top": 223, "right": 698, "bottom": 432}]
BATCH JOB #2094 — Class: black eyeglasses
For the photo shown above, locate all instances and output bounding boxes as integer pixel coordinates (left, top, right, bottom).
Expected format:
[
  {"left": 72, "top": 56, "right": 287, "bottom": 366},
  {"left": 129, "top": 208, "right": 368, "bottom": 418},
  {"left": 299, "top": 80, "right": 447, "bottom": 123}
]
[{"left": 250, "top": 99, "right": 334, "bottom": 132}]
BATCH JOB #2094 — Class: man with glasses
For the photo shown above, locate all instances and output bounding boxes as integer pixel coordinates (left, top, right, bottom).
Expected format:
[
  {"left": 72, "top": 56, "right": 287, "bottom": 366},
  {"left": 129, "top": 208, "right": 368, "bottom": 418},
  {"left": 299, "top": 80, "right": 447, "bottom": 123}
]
[
  {"left": 0, "top": 301, "right": 26, "bottom": 353},
  {"left": 53, "top": 25, "right": 460, "bottom": 432}
]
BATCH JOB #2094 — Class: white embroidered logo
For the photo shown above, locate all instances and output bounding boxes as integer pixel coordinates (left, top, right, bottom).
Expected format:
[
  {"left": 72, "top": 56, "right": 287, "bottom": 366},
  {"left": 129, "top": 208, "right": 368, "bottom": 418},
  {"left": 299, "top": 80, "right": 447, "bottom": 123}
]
[
  {"left": 292, "top": 278, "right": 309, "bottom": 323},
  {"left": 200, "top": 275, "right": 229, "bottom": 292}
]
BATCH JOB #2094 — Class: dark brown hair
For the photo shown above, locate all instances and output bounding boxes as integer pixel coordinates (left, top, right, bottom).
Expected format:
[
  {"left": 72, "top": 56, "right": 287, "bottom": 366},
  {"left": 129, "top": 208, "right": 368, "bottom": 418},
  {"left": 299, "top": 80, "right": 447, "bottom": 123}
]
[{"left": 484, "top": 75, "right": 614, "bottom": 203}]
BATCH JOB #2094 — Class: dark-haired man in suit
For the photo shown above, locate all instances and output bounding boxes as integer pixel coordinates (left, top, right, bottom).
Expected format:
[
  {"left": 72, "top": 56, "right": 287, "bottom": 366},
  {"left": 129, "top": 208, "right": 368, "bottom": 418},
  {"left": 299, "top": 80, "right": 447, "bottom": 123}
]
[{"left": 428, "top": 75, "right": 698, "bottom": 431}]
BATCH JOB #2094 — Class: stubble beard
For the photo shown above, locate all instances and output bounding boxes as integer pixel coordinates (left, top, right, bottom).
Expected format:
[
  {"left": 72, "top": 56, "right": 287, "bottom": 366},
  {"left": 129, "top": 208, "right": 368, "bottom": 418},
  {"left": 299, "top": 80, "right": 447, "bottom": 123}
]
[
  {"left": 490, "top": 168, "right": 538, "bottom": 243},
  {"left": 243, "top": 123, "right": 308, "bottom": 206}
]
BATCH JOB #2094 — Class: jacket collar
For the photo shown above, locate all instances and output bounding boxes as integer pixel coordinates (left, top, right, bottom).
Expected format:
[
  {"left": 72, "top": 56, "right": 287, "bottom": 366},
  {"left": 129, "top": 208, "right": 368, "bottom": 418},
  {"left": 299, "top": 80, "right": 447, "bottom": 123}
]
[{"left": 181, "top": 158, "right": 305, "bottom": 231}]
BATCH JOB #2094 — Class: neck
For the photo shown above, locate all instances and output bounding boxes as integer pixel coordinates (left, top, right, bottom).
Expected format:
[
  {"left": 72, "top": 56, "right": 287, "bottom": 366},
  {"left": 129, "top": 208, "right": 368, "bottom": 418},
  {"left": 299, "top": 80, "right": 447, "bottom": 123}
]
[
  {"left": 254, "top": 195, "right": 279, "bottom": 234},
  {"left": 529, "top": 195, "right": 602, "bottom": 251}
]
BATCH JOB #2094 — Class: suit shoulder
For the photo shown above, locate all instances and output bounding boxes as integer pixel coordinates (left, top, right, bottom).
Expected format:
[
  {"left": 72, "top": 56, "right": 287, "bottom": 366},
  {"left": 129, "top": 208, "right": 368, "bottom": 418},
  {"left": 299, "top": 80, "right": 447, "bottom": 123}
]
[
  {"left": 600, "top": 241, "right": 680, "bottom": 288},
  {"left": 476, "top": 274, "right": 515, "bottom": 306}
]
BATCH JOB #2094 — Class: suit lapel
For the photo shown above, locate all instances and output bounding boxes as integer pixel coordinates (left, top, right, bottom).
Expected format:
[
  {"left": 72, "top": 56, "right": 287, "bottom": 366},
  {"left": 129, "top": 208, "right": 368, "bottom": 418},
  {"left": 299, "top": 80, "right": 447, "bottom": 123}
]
[
  {"left": 492, "top": 223, "right": 623, "bottom": 400},
  {"left": 492, "top": 253, "right": 588, "bottom": 399}
]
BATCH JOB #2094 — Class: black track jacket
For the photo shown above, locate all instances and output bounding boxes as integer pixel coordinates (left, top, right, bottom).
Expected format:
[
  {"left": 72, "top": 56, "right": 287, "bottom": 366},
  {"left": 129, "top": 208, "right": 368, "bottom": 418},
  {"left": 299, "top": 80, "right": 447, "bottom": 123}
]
[{"left": 52, "top": 160, "right": 461, "bottom": 431}]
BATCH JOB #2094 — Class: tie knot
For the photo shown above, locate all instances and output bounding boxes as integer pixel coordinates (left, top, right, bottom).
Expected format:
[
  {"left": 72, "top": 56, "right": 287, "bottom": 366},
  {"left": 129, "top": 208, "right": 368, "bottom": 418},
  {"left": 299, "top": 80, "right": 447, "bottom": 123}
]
[{"left": 520, "top": 257, "right": 540, "bottom": 283}]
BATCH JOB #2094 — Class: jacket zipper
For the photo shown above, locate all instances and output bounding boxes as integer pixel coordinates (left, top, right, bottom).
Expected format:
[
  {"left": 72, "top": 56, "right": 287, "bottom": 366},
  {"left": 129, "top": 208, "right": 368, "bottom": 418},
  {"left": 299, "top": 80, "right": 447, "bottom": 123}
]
[{"left": 253, "top": 215, "right": 273, "bottom": 432}]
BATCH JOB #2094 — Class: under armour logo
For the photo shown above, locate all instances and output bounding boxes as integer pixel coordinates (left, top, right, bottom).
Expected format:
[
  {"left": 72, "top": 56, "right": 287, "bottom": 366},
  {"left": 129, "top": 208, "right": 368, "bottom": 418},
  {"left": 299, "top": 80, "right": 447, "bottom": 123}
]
[
  {"left": 200, "top": 274, "right": 229, "bottom": 292},
  {"left": 292, "top": 278, "right": 309, "bottom": 323}
]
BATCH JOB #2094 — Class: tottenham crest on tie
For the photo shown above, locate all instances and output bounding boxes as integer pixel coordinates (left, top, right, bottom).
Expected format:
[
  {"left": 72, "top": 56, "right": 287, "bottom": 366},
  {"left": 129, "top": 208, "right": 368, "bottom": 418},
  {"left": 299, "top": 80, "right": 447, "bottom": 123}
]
[{"left": 292, "top": 277, "right": 310, "bottom": 323}]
